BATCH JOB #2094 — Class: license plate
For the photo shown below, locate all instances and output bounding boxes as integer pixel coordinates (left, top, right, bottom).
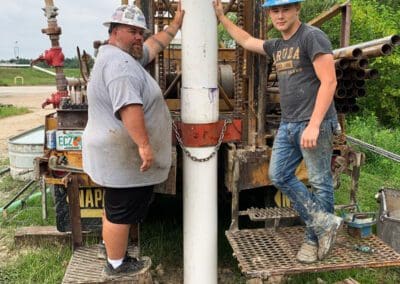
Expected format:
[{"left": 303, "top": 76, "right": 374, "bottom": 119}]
[{"left": 56, "top": 130, "right": 83, "bottom": 150}]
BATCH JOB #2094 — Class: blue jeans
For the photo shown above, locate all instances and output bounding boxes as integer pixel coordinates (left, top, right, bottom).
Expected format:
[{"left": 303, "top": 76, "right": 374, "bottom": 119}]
[{"left": 269, "top": 119, "right": 337, "bottom": 244}]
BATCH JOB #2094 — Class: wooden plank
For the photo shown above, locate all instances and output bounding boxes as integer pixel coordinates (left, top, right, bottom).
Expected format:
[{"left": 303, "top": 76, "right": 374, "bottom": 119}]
[
  {"left": 67, "top": 175, "right": 82, "bottom": 249},
  {"left": 14, "top": 226, "right": 97, "bottom": 247}
]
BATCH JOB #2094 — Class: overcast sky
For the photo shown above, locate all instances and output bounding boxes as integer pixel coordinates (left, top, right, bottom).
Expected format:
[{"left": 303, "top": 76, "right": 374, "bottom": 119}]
[{"left": 0, "top": 0, "right": 124, "bottom": 60}]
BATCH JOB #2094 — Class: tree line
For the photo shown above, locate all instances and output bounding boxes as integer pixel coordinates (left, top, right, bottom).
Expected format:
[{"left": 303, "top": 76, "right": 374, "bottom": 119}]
[{"left": 0, "top": 57, "right": 81, "bottom": 68}]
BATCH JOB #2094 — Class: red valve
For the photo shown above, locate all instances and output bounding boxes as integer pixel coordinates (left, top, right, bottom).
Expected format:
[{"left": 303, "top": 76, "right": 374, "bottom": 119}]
[
  {"left": 42, "top": 90, "right": 68, "bottom": 109},
  {"left": 32, "top": 47, "right": 65, "bottom": 67}
]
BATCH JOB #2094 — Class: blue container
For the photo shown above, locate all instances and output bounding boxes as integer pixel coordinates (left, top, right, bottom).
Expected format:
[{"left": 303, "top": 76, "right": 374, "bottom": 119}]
[
  {"left": 344, "top": 212, "right": 376, "bottom": 238},
  {"left": 46, "top": 130, "right": 56, "bottom": 149}
]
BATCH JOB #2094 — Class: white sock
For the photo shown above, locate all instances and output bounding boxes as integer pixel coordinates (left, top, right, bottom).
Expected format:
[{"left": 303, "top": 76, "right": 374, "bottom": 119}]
[{"left": 107, "top": 257, "right": 124, "bottom": 269}]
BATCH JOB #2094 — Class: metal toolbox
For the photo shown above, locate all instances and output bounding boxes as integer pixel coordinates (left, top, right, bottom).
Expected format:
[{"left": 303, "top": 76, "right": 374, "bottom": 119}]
[{"left": 377, "top": 188, "right": 400, "bottom": 253}]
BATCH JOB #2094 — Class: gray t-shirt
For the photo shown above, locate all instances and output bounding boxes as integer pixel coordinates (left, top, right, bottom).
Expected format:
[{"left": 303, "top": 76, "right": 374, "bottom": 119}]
[
  {"left": 82, "top": 44, "right": 172, "bottom": 187},
  {"left": 263, "top": 23, "right": 337, "bottom": 122}
]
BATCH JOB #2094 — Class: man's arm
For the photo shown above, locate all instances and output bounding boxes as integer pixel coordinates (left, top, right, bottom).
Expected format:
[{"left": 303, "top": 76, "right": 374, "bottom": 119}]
[
  {"left": 213, "top": 0, "right": 266, "bottom": 55},
  {"left": 301, "top": 53, "right": 337, "bottom": 149},
  {"left": 144, "top": 0, "right": 184, "bottom": 62},
  {"left": 119, "top": 104, "right": 153, "bottom": 172}
]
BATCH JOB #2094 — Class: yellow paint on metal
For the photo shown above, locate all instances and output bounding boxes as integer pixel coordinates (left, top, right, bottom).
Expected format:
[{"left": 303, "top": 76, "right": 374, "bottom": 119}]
[
  {"left": 80, "top": 209, "right": 103, "bottom": 218},
  {"left": 250, "top": 163, "right": 269, "bottom": 186},
  {"left": 62, "top": 151, "right": 83, "bottom": 168},
  {"left": 274, "top": 190, "right": 291, "bottom": 208},
  {"left": 45, "top": 115, "right": 58, "bottom": 130}
]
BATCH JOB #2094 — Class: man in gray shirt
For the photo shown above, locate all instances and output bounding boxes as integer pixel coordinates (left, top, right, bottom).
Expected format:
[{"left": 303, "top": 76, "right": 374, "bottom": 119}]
[
  {"left": 214, "top": 0, "right": 342, "bottom": 263},
  {"left": 82, "top": 2, "right": 184, "bottom": 278}
]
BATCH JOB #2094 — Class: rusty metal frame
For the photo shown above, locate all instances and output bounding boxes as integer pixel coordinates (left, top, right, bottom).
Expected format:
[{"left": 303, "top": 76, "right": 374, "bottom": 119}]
[{"left": 227, "top": 227, "right": 400, "bottom": 280}]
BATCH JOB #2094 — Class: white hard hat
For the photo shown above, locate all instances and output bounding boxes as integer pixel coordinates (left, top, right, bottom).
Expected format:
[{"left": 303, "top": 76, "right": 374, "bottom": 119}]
[{"left": 103, "top": 4, "right": 147, "bottom": 30}]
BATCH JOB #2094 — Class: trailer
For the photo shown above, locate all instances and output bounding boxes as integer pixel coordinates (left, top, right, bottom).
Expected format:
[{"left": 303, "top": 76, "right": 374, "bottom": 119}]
[{"left": 32, "top": 0, "right": 400, "bottom": 282}]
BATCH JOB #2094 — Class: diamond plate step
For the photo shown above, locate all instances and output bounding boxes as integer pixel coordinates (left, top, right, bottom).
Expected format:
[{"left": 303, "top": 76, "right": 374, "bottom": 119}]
[
  {"left": 62, "top": 245, "right": 152, "bottom": 284},
  {"left": 226, "top": 226, "right": 400, "bottom": 280},
  {"left": 244, "top": 207, "right": 299, "bottom": 222}
]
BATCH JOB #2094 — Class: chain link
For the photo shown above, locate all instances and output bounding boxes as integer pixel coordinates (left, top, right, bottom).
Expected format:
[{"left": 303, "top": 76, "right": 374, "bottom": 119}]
[{"left": 172, "top": 119, "right": 231, "bottom": 162}]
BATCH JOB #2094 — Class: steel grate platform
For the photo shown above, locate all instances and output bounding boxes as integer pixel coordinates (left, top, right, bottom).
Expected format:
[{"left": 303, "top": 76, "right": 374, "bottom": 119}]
[
  {"left": 62, "top": 245, "right": 152, "bottom": 284},
  {"left": 245, "top": 207, "right": 299, "bottom": 221},
  {"left": 226, "top": 226, "right": 400, "bottom": 279}
]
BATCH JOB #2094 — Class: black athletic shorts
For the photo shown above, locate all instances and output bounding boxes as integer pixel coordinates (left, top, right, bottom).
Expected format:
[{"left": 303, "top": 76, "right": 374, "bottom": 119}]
[{"left": 104, "top": 185, "right": 154, "bottom": 224}]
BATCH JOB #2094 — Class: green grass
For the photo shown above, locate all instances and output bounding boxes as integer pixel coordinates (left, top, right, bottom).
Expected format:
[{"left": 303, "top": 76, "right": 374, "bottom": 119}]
[
  {"left": 0, "top": 176, "right": 29, "bottom": 206},
  {"left": 0, "top": 180, "right": 65, "bottom": 283},
  {"left": 64, "top": 69, "right": 81, "bottom": 78},
  {"left": 0, "top": 245, "right": 71, "bottom": 284},
  {"left": 0, "top": 158, "right": 9, "bottom": 167},
  {"left": 0, "top": 68, "right": 81, "bottom": 86},
  {"left": 289, "top": 267, "right": 400, "bottom": 283},
  {"left": 0, "top": 104, "right": 30, "bottom": 119}
]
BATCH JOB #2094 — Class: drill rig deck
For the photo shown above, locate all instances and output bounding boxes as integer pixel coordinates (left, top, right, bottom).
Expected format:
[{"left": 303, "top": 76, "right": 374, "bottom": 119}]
[{"left": 33, "top": 0, "right": 400, "bottom": 282}]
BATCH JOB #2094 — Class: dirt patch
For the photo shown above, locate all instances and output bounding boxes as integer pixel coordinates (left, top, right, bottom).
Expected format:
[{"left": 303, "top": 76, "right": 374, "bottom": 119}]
[{"left": 0, "top": 86, "right": 55, "bottom": 159}]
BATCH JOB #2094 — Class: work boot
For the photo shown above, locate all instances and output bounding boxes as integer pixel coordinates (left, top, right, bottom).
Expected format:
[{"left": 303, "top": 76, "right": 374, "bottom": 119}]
[
  {"left": 296, "top": 242, "right": 318, "bottom": 263},
  {"left": 317, "top": 215, "right": 343, "bottom": 260},
  {"left": 103, "top": 255, "right": 148, "bottom": 280}
]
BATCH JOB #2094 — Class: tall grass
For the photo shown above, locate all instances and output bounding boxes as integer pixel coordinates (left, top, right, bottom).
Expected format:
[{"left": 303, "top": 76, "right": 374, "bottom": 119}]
[{"left": 342, "top": 112, "right": 400, "bottom": 211}]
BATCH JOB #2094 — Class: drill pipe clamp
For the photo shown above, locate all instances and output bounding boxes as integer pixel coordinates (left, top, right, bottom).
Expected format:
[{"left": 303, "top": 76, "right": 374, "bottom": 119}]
[{"left": 173, "top": 119, "right": 242, "bottom": 147}]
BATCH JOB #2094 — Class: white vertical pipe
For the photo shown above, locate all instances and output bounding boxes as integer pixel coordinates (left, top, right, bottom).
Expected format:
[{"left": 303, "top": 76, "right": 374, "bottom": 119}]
[{"left": 181, "top": 1, "right": 218, "bottom": 283}]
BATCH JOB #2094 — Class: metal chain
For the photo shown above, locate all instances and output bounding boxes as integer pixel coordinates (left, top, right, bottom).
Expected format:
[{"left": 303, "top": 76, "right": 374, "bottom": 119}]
[
  {"left": 172, "top": 120, "right": 230, "bottom": 162},
  {"left": 157, "top": 1, "right": 166, "bottom": 92},
  {"left": 234, "top": 0, "right": 245, "bottom": 118}
]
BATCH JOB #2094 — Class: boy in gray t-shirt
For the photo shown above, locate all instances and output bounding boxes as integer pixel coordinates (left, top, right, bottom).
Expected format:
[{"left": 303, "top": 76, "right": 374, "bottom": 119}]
[
  {"left": 214, "top": 0, "right": 342, "bottom": 263},
  {"left": 263, "top": 23, "right": 337, "bottom": 123}
]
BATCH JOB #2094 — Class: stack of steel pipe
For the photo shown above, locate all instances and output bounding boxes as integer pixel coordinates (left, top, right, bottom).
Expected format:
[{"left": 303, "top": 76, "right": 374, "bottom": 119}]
[
  {"left": 264, "top": 34, "right": 399, "bottom": 115},
  {"left": 333, "top": 34, "right": 399, "bottom": 113}
]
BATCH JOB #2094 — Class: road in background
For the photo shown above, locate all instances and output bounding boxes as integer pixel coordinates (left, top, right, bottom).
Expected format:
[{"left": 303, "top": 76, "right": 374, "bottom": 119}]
[{"left": 0, "top": 86, "right": 55, "bottom": 159}]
